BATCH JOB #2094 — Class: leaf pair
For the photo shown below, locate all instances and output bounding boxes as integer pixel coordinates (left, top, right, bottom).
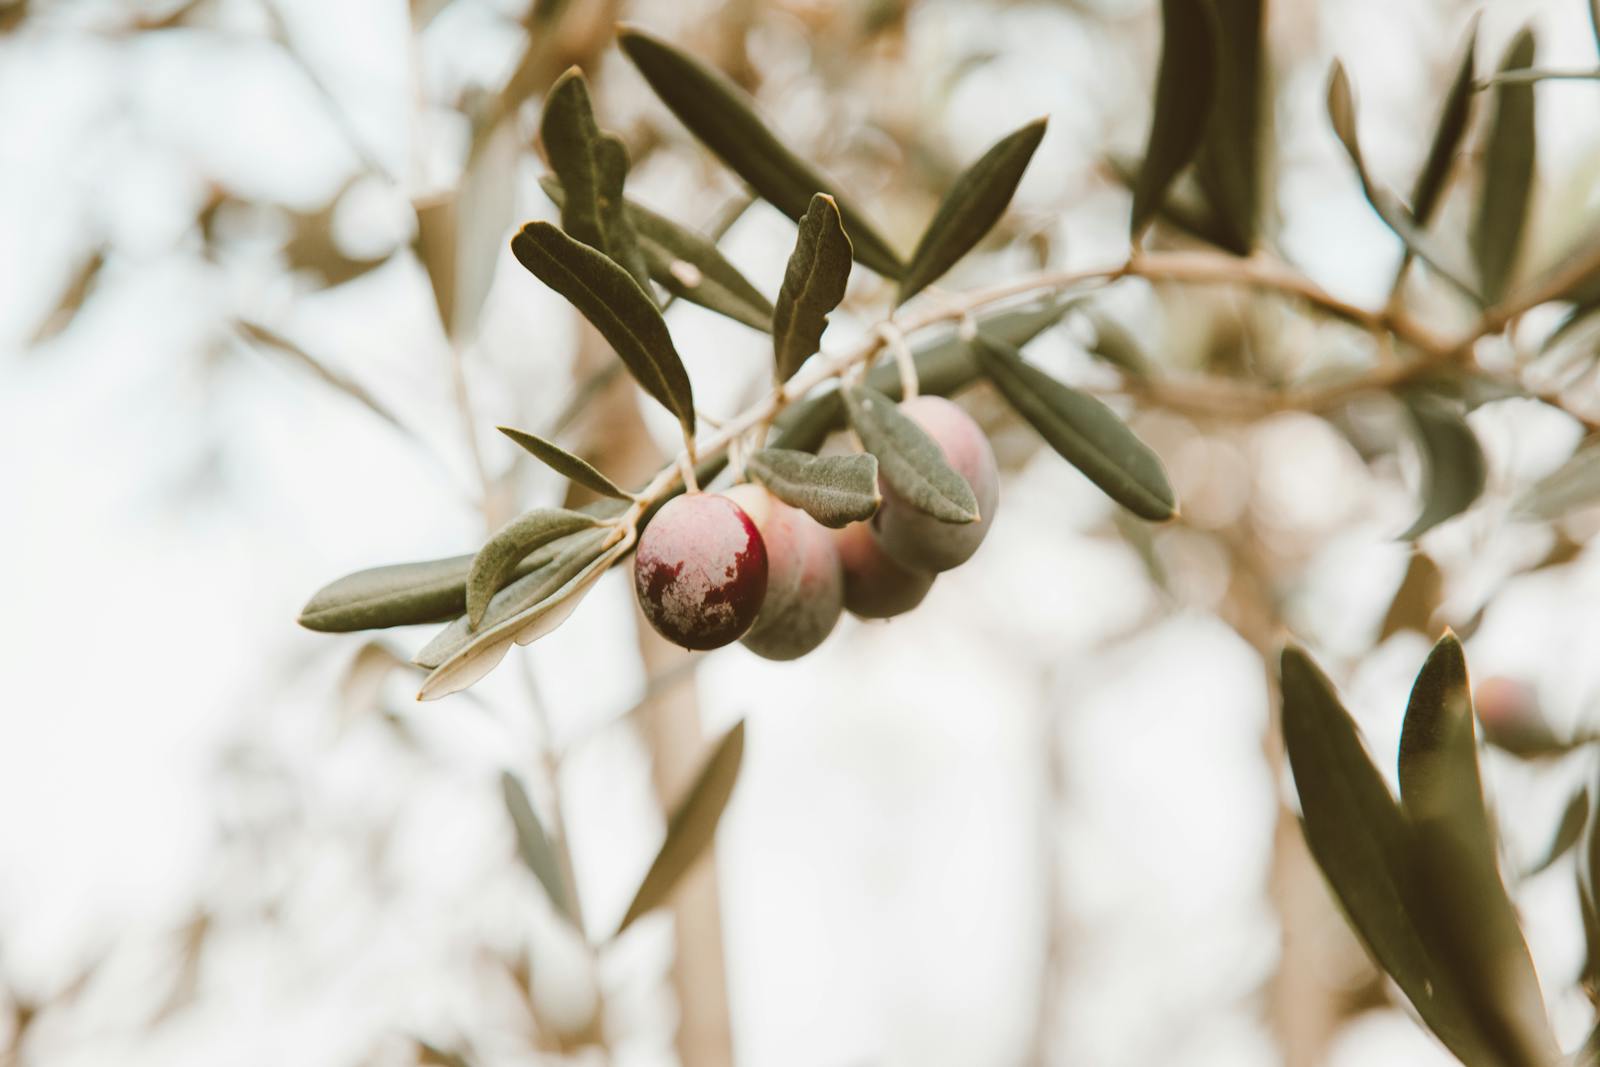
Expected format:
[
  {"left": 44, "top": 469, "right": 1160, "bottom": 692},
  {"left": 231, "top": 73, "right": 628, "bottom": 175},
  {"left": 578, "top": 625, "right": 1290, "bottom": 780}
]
[
  {"left": 1282, "top": 636, "right": 1559, "bottom": 1067},
  {"left": 843, "top": 385, "right": 979, "bottom": 523},
  {"left": 971, "top": 334, "right": 1176, "bottom": 521},
  {"left": 619, "top": 26, "right": 904, "bottom": 279}
]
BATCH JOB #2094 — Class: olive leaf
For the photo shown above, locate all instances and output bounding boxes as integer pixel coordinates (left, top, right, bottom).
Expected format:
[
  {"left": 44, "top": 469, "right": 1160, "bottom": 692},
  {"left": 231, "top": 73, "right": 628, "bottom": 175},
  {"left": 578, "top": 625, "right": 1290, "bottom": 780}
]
[
  {"left": 1192, "top": 0, "right": 1265, "bottom": 256},
  {"left": 773, "top": 193, "right": 853, "bottom": 382},
  {"left": 617, "top": 26, "right": 904, "bottom": 279},
  {"left": 843, "top": 385, "right": 979, "bottom": 523},
  {"left": 1399, "top": 391, "right": 1486, "bottom": 540},
  {"left": 1130, "top": 0, "right": 1219, "bottom": 241},
  {"left": 1326, "top": 61, "right": 1484, "bottom": 304},
  {"left": 1280, "top": 646, "right": 1498, "bottom": 1067},
  {"left": 897, "top": 117, "right": 1047, "bottom": 305},
  {"left": 616, "top": 720, "right": 745, "bottom": 936},
  {"left": 1398, "top": 636, "right": 1559, "bottom": 1067},
  {"left": 417, "top": 534, "right": 628, "bottom": 701},
  {"left": 1473, "top": 28, "right": 1537, "bottom": 306},
  {"left": 413, "top": 118, "right": 518, "bottom": 342},
  {"left": 971, "top": 333, "right": 1176, "bottom": 521},
  {"left": 1411, "top": 20, "right": 1479, "bottom": 228},
  {"left": 498, "top": 424, "right": 632, "bottom": 501},
  {"left": 540, "top": 66, "right": 652, "bottom": 290},
  {"left": 1108, "top": 153, "right": 1236, "bottom": 251},
  {"left": 1515, "top": 436, "right": 1600, "bottom": 520},
  {"left": 501, "top": 771, "right": 575, "bottom": 924},
  {"left": 300, "top": 554, "right": 483, "bottom": 632},
  {"left": 1526, "top": 788, "right": 1589, "bottom": 877},
  {"left": 1083, "top": 310, "right": 1151, "bottom": 378},
  {"left": 745, "top": 448, "right": 880, "bottom": 528},
  {"left": 415, "top": 528, "right": 611, "bottom": 670},
  {"left": 541, "top": 175, "right": 774, "bottom": 332},
  {"left": 466, "top": 508, "right": 606, "bottom": 629},
  {"left": 511, "top": 221, "right": 695, "bottom": 436}
]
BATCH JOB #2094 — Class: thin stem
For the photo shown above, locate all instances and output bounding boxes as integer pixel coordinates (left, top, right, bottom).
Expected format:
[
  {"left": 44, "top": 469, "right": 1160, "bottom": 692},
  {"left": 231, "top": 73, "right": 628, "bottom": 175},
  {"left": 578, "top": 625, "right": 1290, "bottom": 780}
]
[{"left": 1476, "top": 68, "right": 1600, "bottom": 89}]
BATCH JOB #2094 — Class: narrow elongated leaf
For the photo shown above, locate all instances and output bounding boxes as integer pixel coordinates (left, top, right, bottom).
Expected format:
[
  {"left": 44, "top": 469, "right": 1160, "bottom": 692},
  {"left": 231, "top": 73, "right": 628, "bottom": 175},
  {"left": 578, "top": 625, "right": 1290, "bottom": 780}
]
[
  {"left": 971, "top": 334, "right": 1175, "bottom": 521},
  {"left": 1399, "top": 392, "right": 1487, "bottom": 539},
  {"left": 898, "top": 117, "right": 1047, "bottom": 304},
  {"left": 746, "top": 449, "right": 880, "bottom": 528},
  {"left": 1473, "top": 28, "right": 1537, "bottom": 305},
  {"left": 1280, "top": 647, "right": 1496, "bottom": 1067},
  {"left": 418, "top": 534, "right": 628, "bottom": 701},
  {"left": 1398, "top": 633, "right": 1496, "bottom": 859},
  {"left": 1130, "top": 0, "right": 1219, "bottom": 240},
  {"left": 1526, "top": 789, "right": 1589, "bottom": 877},
  {"left": 467, "top": 508, "right": 605, "bottom": 628},
  {"left": 616, "top": 720, "right": 745, "bottom": 936},
  {"left": 415, "top": 529, "right": 610, "bottom": 669},
  {"left": 1327, "top": 62, "right": 1484, "bottom": 303},
  {"left": 501, "top": 771, "right": 574, "bottom": 923},
  {"left": 618, "top": 27, "right": 904, "bottom": 278},
  {"left": 1085, "top": 310, "right": 1152, "bottom": 377},
  {"left": 1411, "top": 22, "right": 1479, "bottom": 227},
  {"left": 498, "top": 424, "right": 631, "bottom": 501},
  {"left": 1592, "top": 0, "right": 1600, "bottom": 60},
  {"left": 540, "top": 67, "right": 652, "bottom": 290},
  {"left": 541, "top": 176, "right": 774, "bottom": 331},
  {"left": 301, "top": 554, "right": 482, "bottom": 632},
  {"left": 511, "top": 221, "right": 695, "bottom": 435},
  {"left": 773, "top": 194, "right": 853, "bottom": 381},
  {"left": 1192, "top": 0, "right": 1264, "bottom": 255},
  {"left": 1516, "top": 436, "right": 1600, "bottom": 520},
  {"left": 843, "top": 385, "right": 979, "bottom": 523}
]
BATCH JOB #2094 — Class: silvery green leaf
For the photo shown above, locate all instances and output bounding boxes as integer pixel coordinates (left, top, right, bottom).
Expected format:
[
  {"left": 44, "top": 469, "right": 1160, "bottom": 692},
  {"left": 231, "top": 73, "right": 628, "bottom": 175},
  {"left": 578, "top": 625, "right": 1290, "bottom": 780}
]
[
  {"left": 511, "top": 221, "right": 695, "bottom": 436},
  {"left": 501, "top": 771, "right": 575, "bottom": 923},
  {"left": 772, "top": 193, "right": 853, "bottom": 382},
  {"left": 971, "top": 333, "right": 1175, "bottom": 521},
  {"left": 1130, "top": 0, "right": 1219, "bottom": 240},
  {"left": 1473, "top": 28, "right": 1537, "bottom": 305},
  {"left": 618, "top": 26, "right": 904, "bottom": 278},
  {"left": 498, "top": 424, "right": 632, "bottom": 501},
  {"left": 898, "top": 117, "right": 1046, "bottom": 304},
  {"left": 467, "top": 508, "right": 605, "bottom": 628},
  {"left": 540, "top": 67, "right": 652, "bottom": 291},
  {"left": 301, "top": 554, "right": 479, "bottom": 633},
  {"left": 1399, "top": 392, "right": 1486, "bottom": 539},
  {"left": 745, "top": 449, "right": 880, "bottom": 528},
  {"left": 616, "top": 720, "right": 745, "bottom": 936},
  {"left": 842, "top": 385, "right": 979, "bottom": 523},
  {"left": 1516, "top": 436, "right": 1600, "bottom": 520}
]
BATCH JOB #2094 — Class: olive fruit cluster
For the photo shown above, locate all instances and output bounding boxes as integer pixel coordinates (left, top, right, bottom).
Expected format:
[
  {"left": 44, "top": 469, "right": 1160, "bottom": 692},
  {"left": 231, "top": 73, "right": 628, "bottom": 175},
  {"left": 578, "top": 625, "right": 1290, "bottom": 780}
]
[{"left": 634, "top": 396, "right": 999, "bottom": 656}]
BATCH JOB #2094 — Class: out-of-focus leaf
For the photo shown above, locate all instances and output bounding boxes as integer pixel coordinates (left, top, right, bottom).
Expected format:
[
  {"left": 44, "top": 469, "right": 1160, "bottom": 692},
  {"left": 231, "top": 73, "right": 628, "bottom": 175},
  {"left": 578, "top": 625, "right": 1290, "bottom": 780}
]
[
  {"left": 498, "top": 425, "right": 632, "bottom": 501},
  {"left": 1280, "top": 646, "right": 1498, "bottom": 1067},
  {"left": 1084, "top": 309, "right": 1152, "bottom": 378},
  {"left": 1412, "top": 365, "right": 1526, "bottom": 410},
  {"left": 770, "top": 298, "right": 1076, "bottom": 454},
  {"left": 1516, "top": 436, "right": 1600, "bottom": 520},
  {"left": 1400, "top": 638, "right": 1558, "bottom": 1067},
  {"left": 1526, "top": 788, "right": 1588, "bottom": 877},
  {"left": 1411, "top": 21, "right": 1479, "bottom": 228},
  {"left": 1379, "top": 551, "right": 1443, "bottom": 641},
  {"left": 843, "top": 385, "right": 979, "bottom": 523},
  {"left": 1108, "top": 153, "right": 1235, "bottom": 249},
  {"left": 773, "top": 194, "right": 853, "bottom": 382},
  {"left": 898, "top": 117, "right": 1047, "bottom": 304},
  {"left": 414, "top": 118, "right": 518, "bottom": 340},
  {"left": 1130, "top": 0, "right": 1219, "bottom": 241},
  {"left": 971, "top": 334, "right": 1176, "bottom": 521},
  {"left": 1399, "top": 392, "right": 1486, "bottom": 539},
  {"left": 284, "top": 187, "right": 389, "bottom": 290},
  {"left": 511, "top": 221, "right": 695, "bottom": 436},
  {"left": 236, "top": 320, "right": 410, "bottom": 436},
  {"left": 417, "top": 533, "right": 627, "bottom": 700},
  {"left": 1192, "top": 0, "right": 1264, "bottom": 255},
  {"left": 339, "top": 641, "right": 408, "bottom": 723},
  {"left": 617, "top": 26, "right": 904, "bottom": 278},
  {"left": 1327, "top": 62, "right": 1484, "bottom": 303},
  {"left": 501, "top": 771, "right": 574, "bottom": 923},
  {"left": 745, "top": 449, "right": 880, "bottom": 528},
  {"left": 540, "top": 67, "right": 651, "bottom": 291},
  {"left": 541, "top": 176, "right": 774, "bottom": 331},
  {"left": 616, "top": 720, "right": 745, "bottom": 935},
  {"left": 28, "top": 246, "right": 104, "bottom": 345},
  {"left": 1473, "top": 28, "right": 1538, "bottom": 306},
  {"left": 467, "top": 508, "right": 605, "bottom": 628}
]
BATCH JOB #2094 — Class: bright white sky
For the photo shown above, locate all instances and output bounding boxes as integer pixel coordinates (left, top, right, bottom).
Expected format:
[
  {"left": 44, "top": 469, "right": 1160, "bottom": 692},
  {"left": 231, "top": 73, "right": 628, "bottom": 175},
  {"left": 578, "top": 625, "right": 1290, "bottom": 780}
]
[{"left": 3, "top": 1, "right": 1600, "bottom": 1065}]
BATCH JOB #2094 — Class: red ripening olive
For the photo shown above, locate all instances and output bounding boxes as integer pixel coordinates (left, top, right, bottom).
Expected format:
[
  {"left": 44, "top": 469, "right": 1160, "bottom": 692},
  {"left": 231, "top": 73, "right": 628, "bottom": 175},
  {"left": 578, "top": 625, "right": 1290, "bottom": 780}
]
[
  {"left": 1474, "top": 676, "right": 1561, "bottom": 757},
  {"left": 833, "top": 518, "right": 935, "bottom": 620},
  {"left": 871, "top": 395, "right": 1000, "bottom": 573},
  {"left": 634, "top": 493, "right": 769, "bottom": 650},
  {"left": 725, "top": 484, "right": 845, "bottom": 660}
]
